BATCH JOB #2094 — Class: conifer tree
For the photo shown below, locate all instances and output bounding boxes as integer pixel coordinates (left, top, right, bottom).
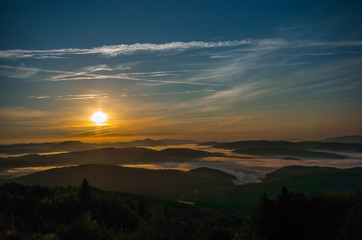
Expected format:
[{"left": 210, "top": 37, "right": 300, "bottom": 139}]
[{"left": 79, "top": 178, "right": 91, "bottom": 210}]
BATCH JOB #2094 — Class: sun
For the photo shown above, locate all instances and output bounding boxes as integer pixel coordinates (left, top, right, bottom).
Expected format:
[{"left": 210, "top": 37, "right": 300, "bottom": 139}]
[{"left": 91, "top": 111, "right": 108, "bottom": 125}]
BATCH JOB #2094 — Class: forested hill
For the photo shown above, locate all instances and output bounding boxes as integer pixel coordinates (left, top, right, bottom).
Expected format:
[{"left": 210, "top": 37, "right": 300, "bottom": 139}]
[
  {"left": 0, "top": 181, "right": 361, "bottom": 240},
  {"left": 1, "top": 164, "right": 235, "bottom": 194}
]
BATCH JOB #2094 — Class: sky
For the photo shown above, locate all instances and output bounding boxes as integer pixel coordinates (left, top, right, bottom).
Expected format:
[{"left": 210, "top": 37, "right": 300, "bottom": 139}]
[{"left": 0, "top": 0, "right": 362, "bottom": 143}]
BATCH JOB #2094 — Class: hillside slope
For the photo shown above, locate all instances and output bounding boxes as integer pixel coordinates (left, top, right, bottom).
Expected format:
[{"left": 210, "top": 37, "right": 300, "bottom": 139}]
[
  {"left": 179, "top": 166, "right": 362, "bottom": 210},
  {"left": 1, "top": 164, "right": 235, "bottom": 194}
]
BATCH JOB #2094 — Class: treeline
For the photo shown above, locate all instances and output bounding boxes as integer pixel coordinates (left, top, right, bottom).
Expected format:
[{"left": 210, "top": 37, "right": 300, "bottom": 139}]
[
  {"left": 0, "top": 180, "right": 239, "bottom": 240},
  {"left": 238, "top": 187, "right": 362, "bottom": 240},
  {"left": 0, "top": 181, "right": 361, "bottom": 240}
]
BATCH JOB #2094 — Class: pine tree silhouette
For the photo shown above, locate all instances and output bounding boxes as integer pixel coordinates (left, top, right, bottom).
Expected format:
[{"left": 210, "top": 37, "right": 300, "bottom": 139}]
[{"left": 79, "top": 178, "right": 91, "bottom": 210}]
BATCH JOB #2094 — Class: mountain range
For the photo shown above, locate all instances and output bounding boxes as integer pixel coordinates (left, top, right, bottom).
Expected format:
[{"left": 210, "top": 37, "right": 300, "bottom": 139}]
[
  {"left": 322, "top": 135, "right": 362, "bottom": 144},
  {"left": 0, "top": 139, "right": 197, "bottom": 155},
  {"left": 211, "top": 140, "right": 362, "bottom": 153}
]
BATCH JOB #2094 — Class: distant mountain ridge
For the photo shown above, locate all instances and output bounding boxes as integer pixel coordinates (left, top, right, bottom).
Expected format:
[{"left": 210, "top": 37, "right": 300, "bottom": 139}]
[
  {"left": 322, "top": 135, "right": 362, "bottom": 144},
  {"left": 213, "top": 140, "right": 362, "bottom": 152},
  {"left": 212, "top": 140, "right": 362, "bottom": 158},
  {"left": 0, "top": 139, "right": 198, "bottom": 155},
  {"left": 3, "top": 138, "right": 361, "bottom": 156},
  {"left": 233, "top": 147, "right": 346, "bottom": 159}
]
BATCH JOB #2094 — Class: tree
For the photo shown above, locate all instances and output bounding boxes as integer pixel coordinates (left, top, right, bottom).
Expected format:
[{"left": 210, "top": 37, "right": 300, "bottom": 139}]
[{"left": 79, "top": 178, "right": 91, "bottom": 210}]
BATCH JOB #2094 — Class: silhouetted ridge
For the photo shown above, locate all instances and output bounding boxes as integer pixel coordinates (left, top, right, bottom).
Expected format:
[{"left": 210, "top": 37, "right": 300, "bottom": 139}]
[
  {"left": 233, "top": 147, "right": 346, "bottom": 159},
  {"left": 213, "top": 140, "right": 362, "bottom": 152},
  {"left": 188, "top": 167, "right": 237, "bottom": 180},
  {"left": 323, "top": 135, "right": 362, "bottom": 144},
  {"left": 214, "top": 140, "right": 295, "bottom": 149},
  {"left": 198, "top": 141, "right": 221, "bottom": 146},
  {"left": 262, "top": 165, "right": 354, "bottom": 182},
  {"left": 160, "top": 148, "right": 224, "bottom": 158},
  {"left": 2, "top": 164, "right": 235, "bottom": 193},
  {"left": 297, "top": 141, "right": 362, "bottom": 152},
  {"left": 0, "top": 138, "right": 198, "bottom": 155},
  {"left": 57, "top": 140, "right": 83, "bottom": 145}
]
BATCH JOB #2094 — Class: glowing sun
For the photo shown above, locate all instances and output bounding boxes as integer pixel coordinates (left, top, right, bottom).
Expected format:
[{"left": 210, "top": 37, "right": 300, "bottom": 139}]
[{"left": 91, "top": 111, "right": 108, "bottom": 125}]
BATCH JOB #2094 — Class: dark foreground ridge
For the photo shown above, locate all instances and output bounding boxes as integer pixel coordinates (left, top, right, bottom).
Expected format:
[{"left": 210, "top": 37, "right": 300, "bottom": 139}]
[
  {"left": 0, "top": 180, "right": 361, "bottom": 240},
  {"left": 1, "top": 163, "right": 362, "bottom": 239}
]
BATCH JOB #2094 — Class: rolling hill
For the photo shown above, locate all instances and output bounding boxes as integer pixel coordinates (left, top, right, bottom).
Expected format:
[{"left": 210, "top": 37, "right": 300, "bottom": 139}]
[
  {"left": 3, "top": 163, "right": 361, "bottom": 211},
  {"left": 175, "top": 166, "right": 362, "bottom": 210},
  {"left": 262, "top": 165, "right": 355, "bottom": 182},
  {"left": 1, "top": 164, "right": 235, "bottom": 194}
]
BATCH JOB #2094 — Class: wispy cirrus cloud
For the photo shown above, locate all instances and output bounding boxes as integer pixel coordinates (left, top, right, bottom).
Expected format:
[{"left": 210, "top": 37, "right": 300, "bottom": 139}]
[
  {"left": 0, "top": 64, "right": 222, "bottom": 86},
  {"left": 130, "top": 89, "right": 216, "bottom": 97},
  {"left": 0, "top": 107, "right": 47, "bottom": 120},
  {"left": 5, "top": 38, "right": 349, "bottom": 59},
  {"left": 56, "top": 94, "right": 109, "bottom": 101},
  {"left": 205, "top": 83, "right": 280, "bottom": 102},
  {"left": 81, "top": 64, "right": 113, "bottom": 72},
  {"left": 0, "top": 40, "right": 254, "bottom": 59},
  {"left": 0, "top": 65, "right": 40, "bottom": 78},
  {"left": 28, "top": 94, "right": 109, "bottom": 101},
  {"left": 29, "top": 96, "right": 51, "bottom": 99}
]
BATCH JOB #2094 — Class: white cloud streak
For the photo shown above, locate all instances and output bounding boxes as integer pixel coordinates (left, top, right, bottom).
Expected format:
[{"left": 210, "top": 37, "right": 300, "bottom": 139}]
[
  {"left": 0, "top": 107, "right": 46, "bottom": 120},
  {"left": 205, "top": 84, "right": 274, "bottom": 101},
  {"left": 56, "top": 94, "right": 109, "bottom": 101},
  {"left": 0, "top": 40, "right": 253, "bottom": 59},
  {"left": 131, "top": 89, "right": 216, "bottom": 97},
  {"left": 29, "top": 96, "right": 51, "bottom": 99},
  {"left": 0, "top": 65, "right": 223, "bottom": 86},
  {"left": 81, "top": 64, "right": 113, "bottom": 72},
  {"left": 6, "top": 38, "right": 354, "bottom": 59}
]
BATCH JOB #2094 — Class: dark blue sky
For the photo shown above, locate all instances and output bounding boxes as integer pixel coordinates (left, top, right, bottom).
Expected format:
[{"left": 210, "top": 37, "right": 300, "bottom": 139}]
[
  {"left": 1, "top": 0, "right": 361, "bottom": 49},
  {"left": 0, "top": 0, "right": 361, "bottom": 143}
]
